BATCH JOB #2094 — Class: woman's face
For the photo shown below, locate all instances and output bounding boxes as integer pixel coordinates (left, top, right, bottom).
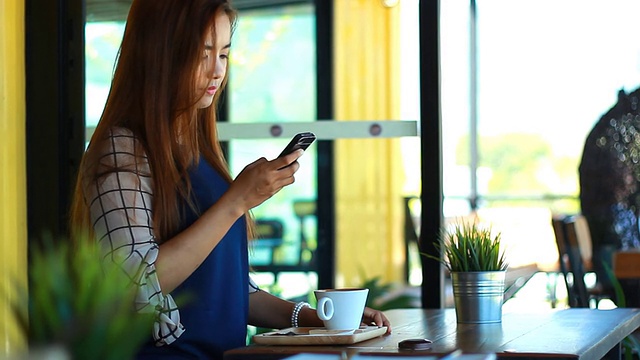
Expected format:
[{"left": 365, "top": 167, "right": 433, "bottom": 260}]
[{"left": 195, "top": 12, "right": 231, "bottom": 109}]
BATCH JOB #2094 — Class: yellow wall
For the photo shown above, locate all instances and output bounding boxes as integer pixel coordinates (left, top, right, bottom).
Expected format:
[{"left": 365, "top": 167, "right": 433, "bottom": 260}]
[
  {"left": 333, "top": 0, "right": 404, "bottom": 287},
  {"left": 0, "top": 0, "right": 28, "bottom": 355}
]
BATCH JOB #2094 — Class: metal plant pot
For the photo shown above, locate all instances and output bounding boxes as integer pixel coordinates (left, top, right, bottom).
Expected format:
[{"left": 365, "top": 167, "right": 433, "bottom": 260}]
[{"left": 452, "top": 271, "right": 506, "bottom": 324}]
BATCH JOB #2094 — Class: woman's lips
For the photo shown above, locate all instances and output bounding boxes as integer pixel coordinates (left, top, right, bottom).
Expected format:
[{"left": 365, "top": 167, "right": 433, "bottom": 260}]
[{"left": 206, "top": 86, "right": 217, "bottom": 95}]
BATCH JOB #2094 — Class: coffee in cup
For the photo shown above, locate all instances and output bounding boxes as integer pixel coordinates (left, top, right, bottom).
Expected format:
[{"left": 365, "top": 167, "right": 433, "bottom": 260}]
[{"left": 314, "top": 288, "right": 369, "bottom": 330}]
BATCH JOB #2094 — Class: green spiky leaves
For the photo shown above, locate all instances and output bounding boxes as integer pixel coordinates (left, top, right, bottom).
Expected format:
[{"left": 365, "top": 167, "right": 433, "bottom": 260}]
[
  {"left": 18, "top": 235, "right": 154, "bottom": 359},
  {"left": 429, "top": 221, "right": 508, "bottom": 272}
]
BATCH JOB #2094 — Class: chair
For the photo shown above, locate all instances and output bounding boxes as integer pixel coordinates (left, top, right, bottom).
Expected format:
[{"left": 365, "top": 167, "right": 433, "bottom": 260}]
[
  {"left": 403, "top": 196, "right": 420, "bottom": 283},
  {"left": 293, "top": 200, "right": 316, "bottom": 266},
  {"left": 552, "top": 214, "right": 610, "bottom": 308},
  {"left": 559, "top": 215, "right": 591, "bottom": 307},
  {"left": 612, "top": 250, "right": 640, "bottom": 308},
  {"left": 552, "top": 215, "right": 584, "bottom": 307},
  {"left": 613, "top": 251, "right": 640, "bottom": 280},
  {"left": 251, "top": 219, "right": 285, "bottom": 267},
  {"left": 251, "top": 210, "right": 317, "bottom": 290}
]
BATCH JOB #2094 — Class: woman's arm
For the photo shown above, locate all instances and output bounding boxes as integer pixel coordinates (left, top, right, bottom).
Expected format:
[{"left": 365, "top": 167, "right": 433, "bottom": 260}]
[
  {"left": 155, "top": 152, "right": 301, "bottom": 292},
  {"left": 88, "top": 130, "right": 303, "bottom": 344},
  {"left": 247, "top": 290, "right": 392, "bottom": 333},
  {"left": 247, "top": 290, "right": 319, "bottom": 329},
  {"left": 156, "top": 151, "right": 305, "bottom": 293},
  {"left": 89, "top": 130, "right": 303, "bottom": 294}
]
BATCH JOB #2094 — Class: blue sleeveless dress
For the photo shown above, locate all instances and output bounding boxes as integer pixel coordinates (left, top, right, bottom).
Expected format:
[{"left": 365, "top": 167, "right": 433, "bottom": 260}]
[{"left": 137, "top": 158, "right": 249, "bottom": 359}]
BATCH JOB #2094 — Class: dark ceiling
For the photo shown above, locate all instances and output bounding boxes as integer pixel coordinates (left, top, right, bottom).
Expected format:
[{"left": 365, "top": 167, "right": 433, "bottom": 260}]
[
  {"left": 85, "top": 0, "right": 311, "bottom": 22},
  {"left": 86, "top": 0, "right": 132, "bottom": 22}
]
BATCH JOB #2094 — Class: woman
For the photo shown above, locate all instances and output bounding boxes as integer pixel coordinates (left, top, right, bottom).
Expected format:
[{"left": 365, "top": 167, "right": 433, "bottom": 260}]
[{"left": 70, "top": 0, "right": 391, "bottom": 358}]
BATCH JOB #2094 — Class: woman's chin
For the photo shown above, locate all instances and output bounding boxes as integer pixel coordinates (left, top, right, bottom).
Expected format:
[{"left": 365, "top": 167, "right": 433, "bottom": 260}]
[{"left": 196, "top": 96, "right": 215, "bottom": 109}]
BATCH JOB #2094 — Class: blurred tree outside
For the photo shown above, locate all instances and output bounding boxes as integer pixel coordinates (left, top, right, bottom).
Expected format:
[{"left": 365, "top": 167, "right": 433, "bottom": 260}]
[{"left": 455, "top": 133, "right": 580, "bottom": 214}]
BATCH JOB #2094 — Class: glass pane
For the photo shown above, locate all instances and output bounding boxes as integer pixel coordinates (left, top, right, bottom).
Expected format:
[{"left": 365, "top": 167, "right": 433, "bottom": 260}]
[
  {"left": 476, "top": 0, "right": 640, "bottom": 273},
  {"left": 440, "top": 0, "right": 472, "bottom": 216},
  {"left": 476, "top": 0, "right": 640, "bottom": 204},
  {"left": 85, "top": 22, "right": 125, "bottom": 146},
  {"left": 441, "top": 0, "right": 640, "bottom": 308},
  {"left": 399, "top": 0, "right": 422, "bottom": 286},
  {"left": 86, "top": 4, "right": 318, "bottom": 300},
  {"left": 227, "top": 4, "right": 317, "bottom": 300}
]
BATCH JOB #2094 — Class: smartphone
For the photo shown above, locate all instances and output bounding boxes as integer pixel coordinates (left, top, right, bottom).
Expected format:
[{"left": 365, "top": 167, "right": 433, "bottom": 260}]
[{"left": 277, "top": 132, "right": 316, "bottom": 158}]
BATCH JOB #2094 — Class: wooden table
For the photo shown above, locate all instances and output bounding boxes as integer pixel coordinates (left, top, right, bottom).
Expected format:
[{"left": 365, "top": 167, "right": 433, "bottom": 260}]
[{"left": 224, "top": 308, "right": 640, "bottom": 360}]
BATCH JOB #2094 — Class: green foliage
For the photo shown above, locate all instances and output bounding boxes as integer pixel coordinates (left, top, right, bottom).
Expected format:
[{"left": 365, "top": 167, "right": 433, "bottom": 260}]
[
  {"left": 427, "top": 221, "right": 507, "bottom": 272},
  {"left": 455, "top": 132, "right": 579, "bottom": 199},
  {"left": 359, "top": 276, "right": 417, "bottom": 311},
  {"left": 16, "top": 234, "right": 154, "bottom": 359},
  {"left": 481, "top": 134, "right": 550, "bottom": 194},
  {"left": 602, "top": 262, "right": 640, "bottom": 360}
]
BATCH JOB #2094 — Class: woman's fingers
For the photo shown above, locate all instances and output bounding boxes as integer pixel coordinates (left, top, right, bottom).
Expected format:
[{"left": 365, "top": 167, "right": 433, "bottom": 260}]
[
  {"left": 230, "top": 152, "right": 303, "bottom": 210},
  {"left": 362, "top": 307, "right": 392, "bottom": 334},
  {"left": 274, "top": 149, "right": 304, "bottom": 170}
]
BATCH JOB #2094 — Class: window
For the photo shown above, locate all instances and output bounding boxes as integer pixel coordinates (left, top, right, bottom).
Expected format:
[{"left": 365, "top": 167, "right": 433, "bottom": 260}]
[
  {"left": 227, "top": 4, "right": 318, "bottom": 300},
  {"left": 85, "top": 22, "right": 125, "bottom": 146},
  {"left": 441, "top": 0, "right": 640, "bottom": 272}
]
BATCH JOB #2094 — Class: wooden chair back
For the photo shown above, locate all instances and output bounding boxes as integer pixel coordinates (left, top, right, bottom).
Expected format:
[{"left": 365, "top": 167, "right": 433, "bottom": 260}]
[
  {"left": 552, "top": 215, "right": 570, "bottom": 280},
  {"left": 613, "top": 251, "right": 640, "bottom": 279},
  {"left": 252, "top": 219, "right": 285, "bottom": 267},
  {"left": 565, "top": 215, "right": 593, "bottom": 270},
  {"left": 562, "top": 215, "right": 591, "bottom": 307},
  {"left": 552, "top": 215, "right": 587, "bottom": 307}
]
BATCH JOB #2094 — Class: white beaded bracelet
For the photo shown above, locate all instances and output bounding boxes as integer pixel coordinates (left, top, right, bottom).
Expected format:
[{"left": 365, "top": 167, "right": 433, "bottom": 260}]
[{"left": 291, "top": 301, "right": 310, "bottom": 328}]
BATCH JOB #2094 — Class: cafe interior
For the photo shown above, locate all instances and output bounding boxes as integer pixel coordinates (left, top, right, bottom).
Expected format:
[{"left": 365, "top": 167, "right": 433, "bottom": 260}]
[{"left": 4, "top": 0, "right": 640, "bottom": 358}]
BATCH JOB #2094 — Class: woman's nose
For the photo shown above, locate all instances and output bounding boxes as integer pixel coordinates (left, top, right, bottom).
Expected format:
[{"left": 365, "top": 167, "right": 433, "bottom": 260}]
[
  {"left": 202, "top": 57, "right": 222, "bottom": 79},
  {"left": 212, "top": 58, "right": 225, "bottom": 79}
]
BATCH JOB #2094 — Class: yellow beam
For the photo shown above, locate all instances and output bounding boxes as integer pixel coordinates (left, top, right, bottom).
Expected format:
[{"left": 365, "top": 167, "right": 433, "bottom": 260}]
[
  {"left": 333, "top": 0, "right": 403, "bottom": 287},
  {"left": 0, "top": 0, "right": 28, "bottom": 355}
]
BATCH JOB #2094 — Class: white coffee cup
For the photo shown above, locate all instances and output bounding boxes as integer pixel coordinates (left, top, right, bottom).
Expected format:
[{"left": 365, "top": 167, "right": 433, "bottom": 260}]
[{"left": 314, "top": 288, "right": 369, "bottom": 330}]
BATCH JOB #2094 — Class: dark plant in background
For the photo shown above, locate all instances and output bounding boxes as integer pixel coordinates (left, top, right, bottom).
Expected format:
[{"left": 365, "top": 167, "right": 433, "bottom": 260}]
[
  {"left": 603, "top": 262, "right": 640, "bottom": 360},
  {"left": 13, "top": 234, "right": 154, "bottom": 359},
  {"left": 360, "top": 275, "right": 418, "bottom": 311}
]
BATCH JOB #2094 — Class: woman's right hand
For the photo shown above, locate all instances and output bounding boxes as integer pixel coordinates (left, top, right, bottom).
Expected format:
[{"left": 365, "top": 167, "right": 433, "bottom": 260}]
[
  {"left": 153, "top": 150, "right": 302, "bottom": 294},
  {"left": 227, "top": 149, "right": 304, "bottom": 212}
]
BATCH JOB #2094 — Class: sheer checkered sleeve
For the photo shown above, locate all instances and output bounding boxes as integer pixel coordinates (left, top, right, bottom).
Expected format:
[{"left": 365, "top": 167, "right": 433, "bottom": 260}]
[
  {"left": 86, "top": 128, "right": 185, "bottom": 346},
  {"left": 249, "top": 276, "right": 260, "bottom": 293}
]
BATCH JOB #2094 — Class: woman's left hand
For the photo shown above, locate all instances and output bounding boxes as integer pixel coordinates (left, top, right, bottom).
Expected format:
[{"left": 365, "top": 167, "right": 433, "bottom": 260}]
[{"left": 361, "top": 307, "right": 392, "bottom": 333}]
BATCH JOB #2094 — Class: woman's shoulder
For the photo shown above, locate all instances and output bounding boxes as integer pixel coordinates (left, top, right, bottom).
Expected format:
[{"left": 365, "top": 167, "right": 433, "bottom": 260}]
[
  {"left": 92, "top": 126, "right": 138, "bottom": 152},
  {"left": 93, "top": 126, "right": 149, "bottom": 171},
  {"left": 106, "top": 126, "right": 139, "bottom": 150},
  {"left": 108, "top": 126, "right": 134, "bottom": 137}
]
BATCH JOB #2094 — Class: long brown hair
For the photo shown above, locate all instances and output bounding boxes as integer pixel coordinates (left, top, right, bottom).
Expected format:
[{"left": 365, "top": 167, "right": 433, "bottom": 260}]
[{"left": 70, "top": 0, "right": 244, "bottom": 243}]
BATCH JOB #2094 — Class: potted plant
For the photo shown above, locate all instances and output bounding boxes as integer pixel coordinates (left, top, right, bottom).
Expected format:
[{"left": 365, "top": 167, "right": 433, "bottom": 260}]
[
  {"left": 9, "top": 234, "right": 154, "bottom": 359},
  {"left": 427, "top": 220, "right": 508, "bottom": 324}
]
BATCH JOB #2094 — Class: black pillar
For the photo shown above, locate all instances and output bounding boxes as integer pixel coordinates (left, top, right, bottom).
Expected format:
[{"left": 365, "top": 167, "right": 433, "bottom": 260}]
[
  {"left": 25, "top": 0, "right": 85, "bottom": 244},
  {"left": 419, "top": 0, "right": 444, "bottom": 308},
  {"left": 315, "top": 0, "right": 335, "bottom": 290}
]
